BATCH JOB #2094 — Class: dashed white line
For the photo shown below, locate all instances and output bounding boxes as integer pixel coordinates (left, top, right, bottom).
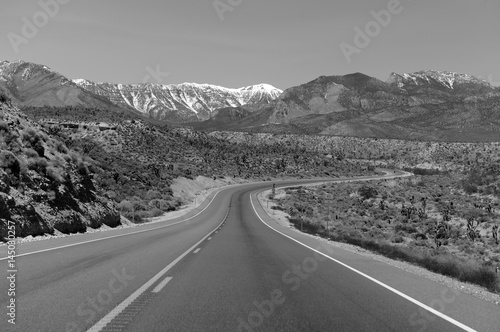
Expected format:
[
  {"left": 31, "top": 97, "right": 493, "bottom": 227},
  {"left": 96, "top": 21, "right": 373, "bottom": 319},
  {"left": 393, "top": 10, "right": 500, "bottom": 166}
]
[
  {"left": 208, "top": 237, "right": 212, "bottom": 240},
  {"left": 87, "top": 216, "right": 226, "bottom": 332},
  {"left": 193, "top": 248, "right": 201, "bottom": 254},
  {"left": 152, "top": 277, "right": 172, "bottom": 293}
]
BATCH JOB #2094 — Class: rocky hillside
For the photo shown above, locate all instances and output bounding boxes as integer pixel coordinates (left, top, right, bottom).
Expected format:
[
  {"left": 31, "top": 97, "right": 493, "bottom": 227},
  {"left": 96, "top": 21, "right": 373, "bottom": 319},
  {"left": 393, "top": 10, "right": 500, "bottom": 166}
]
[
  {"left": 0, "top": 60, "right": 127, "bottom": 112},
  {"left": 195, "top": 71, "right": 500, "bottom": 142},
  {"left": 22, "top": 105, "right": 373, "bottom": 225},
  {"left": 0, "top": 97, "right": 120, "bottom": 241}
]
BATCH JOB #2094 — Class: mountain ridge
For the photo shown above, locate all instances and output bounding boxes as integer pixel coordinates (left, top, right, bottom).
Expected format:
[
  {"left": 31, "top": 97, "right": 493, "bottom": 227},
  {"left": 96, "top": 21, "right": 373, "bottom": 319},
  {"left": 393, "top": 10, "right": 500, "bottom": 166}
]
[
  {"left": 0, "top": 60, "right": 283, "bottom": 123},
  {"left": 3, "top": 59, "right": 500, "bottom": 141},
  {"left": 193, "top": 70, "right": 500, "bottom": 142},
  {"left": 72, "top": 78, "right": 282, "bottom": 122}
]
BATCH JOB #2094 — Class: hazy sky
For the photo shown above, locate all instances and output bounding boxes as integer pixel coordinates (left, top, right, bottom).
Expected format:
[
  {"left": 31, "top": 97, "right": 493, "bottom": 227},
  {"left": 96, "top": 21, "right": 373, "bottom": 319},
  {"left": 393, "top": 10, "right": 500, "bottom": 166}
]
[{"left": 1, "top": 0, "right": 498, "bottom": 89}]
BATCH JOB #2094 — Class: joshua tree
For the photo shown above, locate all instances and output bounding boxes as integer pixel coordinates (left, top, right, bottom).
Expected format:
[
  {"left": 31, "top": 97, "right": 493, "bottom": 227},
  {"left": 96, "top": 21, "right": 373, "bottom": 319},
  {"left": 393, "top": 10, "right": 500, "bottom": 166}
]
[
  {"left": 467, "top": 217, "right": 482, "bottom": 241},
  {"left": 493, "top": 225, "right": 499, "bottom": 245},
  {"left": 421, "top": 197, "right": 427, "bottom": 212}
]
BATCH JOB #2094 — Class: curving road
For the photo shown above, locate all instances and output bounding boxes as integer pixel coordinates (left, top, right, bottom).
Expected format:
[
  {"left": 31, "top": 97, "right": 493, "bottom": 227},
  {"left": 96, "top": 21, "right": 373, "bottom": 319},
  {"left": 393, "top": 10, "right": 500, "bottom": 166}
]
[{"left": 0, "top": 171, "right": 498, "bottom": 331}]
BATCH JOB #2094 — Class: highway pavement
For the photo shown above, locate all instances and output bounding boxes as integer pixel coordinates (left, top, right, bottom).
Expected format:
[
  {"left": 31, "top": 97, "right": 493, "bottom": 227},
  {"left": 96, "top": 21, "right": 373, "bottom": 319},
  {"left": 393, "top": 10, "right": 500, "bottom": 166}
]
[{"left": 1, "top": 171, "right": 498, "bottom": 331}]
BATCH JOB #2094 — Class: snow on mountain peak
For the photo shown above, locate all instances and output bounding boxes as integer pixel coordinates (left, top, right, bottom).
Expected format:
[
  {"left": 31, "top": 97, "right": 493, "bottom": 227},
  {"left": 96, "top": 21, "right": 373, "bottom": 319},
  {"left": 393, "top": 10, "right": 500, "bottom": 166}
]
[
  {"left": 72, "top": 79, "right": 282, "bottom": 122},
  {"left": 390, "top": 70, "right": 491, "bottom": 89}
]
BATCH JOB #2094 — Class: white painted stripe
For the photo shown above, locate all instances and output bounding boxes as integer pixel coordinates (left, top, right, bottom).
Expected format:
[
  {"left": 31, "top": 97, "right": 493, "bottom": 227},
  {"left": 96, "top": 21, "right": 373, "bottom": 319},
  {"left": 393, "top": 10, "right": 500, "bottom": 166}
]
[
  {"left": 151, "top": 277, "right": 172, "bottom": 293},
  {"left": 193, "top": 248, "right": 201, "bottom": 254},
  {"left": 0, "top": 188, "right": 227, "bottom": 261},
  {"left": 250, "top": 190, "right": 476, "bottom": 332},
  {"left": 208, "top": 237, "right": 212, "bottom": 240},
  {"left": 87, "top": 208, "right": 229, "bottom": 332}
]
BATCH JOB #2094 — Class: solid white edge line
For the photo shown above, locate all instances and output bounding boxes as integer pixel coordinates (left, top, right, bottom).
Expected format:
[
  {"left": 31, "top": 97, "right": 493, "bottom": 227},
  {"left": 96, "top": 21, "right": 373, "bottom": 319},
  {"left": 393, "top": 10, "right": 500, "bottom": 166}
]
[
  {"left": 0, "top": 187, "right": 227, "bottom": 261},
  {"left": 249, "top": 187, "right": 476, "bottom": 332},
  {"left": 87, "top": 211, "right": 227, "bottom": 331},
  {"left": 151, "top": 277, "right": 173, "bottom": 293}
]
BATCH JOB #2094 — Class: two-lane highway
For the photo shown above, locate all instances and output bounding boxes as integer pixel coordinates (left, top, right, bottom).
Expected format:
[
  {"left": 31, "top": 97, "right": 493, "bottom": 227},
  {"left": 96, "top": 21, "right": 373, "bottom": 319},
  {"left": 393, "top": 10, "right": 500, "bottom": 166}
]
[{"left": 1, "top": 172, "right": 497, "bottom": 331}]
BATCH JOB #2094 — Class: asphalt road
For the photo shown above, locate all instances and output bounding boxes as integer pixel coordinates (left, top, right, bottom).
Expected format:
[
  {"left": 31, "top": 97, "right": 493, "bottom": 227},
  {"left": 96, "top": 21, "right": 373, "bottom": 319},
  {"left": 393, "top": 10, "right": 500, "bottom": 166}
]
[{"left": 0, "top": 172, "right": 498, "bottom": 331}]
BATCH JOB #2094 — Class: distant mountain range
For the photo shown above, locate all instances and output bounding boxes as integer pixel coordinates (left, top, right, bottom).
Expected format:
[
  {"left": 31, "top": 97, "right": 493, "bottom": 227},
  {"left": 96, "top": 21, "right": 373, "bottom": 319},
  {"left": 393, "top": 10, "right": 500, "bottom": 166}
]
[
  {"left": 194, "top": 71, "right": 500, "bottom": 142},
  {"left": 0, "top": 60, "right": 283, "bottom": 122},
  {"left": 1, "top": 60, "right": 500, "bottom": 141},
  {"left": 72, "top": 79, "right": 282, "bottom": 122}
]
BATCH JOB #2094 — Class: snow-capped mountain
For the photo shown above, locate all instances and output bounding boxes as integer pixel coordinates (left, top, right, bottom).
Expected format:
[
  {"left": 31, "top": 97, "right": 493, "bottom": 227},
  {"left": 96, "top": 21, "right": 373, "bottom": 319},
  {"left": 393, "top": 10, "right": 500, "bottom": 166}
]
[
  {"left": 72, "top": 79, "right": 283, "bottom": 122},
  {"left": 195, "top": 71, "right": 500, "bottom": 142},
  {"left": 387, "top": 70, "right": 493, "bottom": 90},
  {"left": 0, "top": 60, "right": 282, "bottom": 122}
]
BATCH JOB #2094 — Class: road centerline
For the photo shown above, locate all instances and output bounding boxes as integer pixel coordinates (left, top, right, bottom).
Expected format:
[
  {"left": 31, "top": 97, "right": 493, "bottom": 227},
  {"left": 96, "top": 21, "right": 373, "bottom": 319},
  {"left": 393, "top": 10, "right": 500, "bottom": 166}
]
[
  {"left": 151, "top": 277, "right": 173, "bottom": 293},
  {"left": 86, "top": 215, "right": 226, "bottom": 331}
]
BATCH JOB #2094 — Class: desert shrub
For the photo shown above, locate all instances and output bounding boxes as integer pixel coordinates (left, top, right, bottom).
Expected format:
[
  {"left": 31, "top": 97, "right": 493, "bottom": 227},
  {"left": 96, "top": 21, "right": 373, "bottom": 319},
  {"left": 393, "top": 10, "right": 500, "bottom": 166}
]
[
  {"left": 117, "top": 200, "right": 134, "bottom": 212},
  {"left": 27, "top": 157, "right": 48, "bottom": 173},
  {"left": 21, "top": 128, "right": 39, "bottom": 144},
  {"left": 25, "top": 148, "right": 39, "bottom": 158},
  {"left": 288, "top": 217, "right": 322, "bottom": 234},
  {"left": 145, "top": 190, "right": 162, "bottom": 200},
  {"left": 391, "top": 235, "right": 405, "bottom": 243},
  {"left": 69, "top": 151, "right": 80, "bottom": 163},
  {"left": 394, "top": 223, "right": 418, "bottom": 234},
  {"left": 0, "top": 121, "right": 9, "bottom": 133},
  {"left": 144, "top": 208, "right": 164, "bottom": 218},
  {"left": 46, "top": 166, "right": 65, "bottom": 183},
  {"left": 0, "top": 150, "right": 20, "bottom": 176},
  {"left": 408, "top": 168, "right": 444, "bottom": 176},
  {"left": 463, "top": 182, "right": 478, "bottom": 194},
  {"left": 77, "top": 160, "right": 89, "bottom": 176},
  {"left": 0, "top": 93, "right": 10, "bottom": 103},
  {"left": 358, "top": 185, "right": 378, "bottom": 200},
  {"left": 54, "top": 140, "right": 69, "bottom": 154}
]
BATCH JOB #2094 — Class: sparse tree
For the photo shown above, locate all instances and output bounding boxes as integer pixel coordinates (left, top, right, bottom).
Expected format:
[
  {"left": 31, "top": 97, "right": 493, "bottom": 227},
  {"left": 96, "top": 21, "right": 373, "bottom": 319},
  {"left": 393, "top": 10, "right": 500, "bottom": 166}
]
[{"left": 492, "top": 225, "right": 499, "bottom": 245}]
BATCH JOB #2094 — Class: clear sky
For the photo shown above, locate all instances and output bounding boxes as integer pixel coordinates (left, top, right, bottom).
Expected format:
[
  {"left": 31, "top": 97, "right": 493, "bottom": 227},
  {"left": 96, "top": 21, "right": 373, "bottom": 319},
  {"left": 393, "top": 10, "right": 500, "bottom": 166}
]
[{"left": 1, "top": 0, "right": 498, "bottom": 89}]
